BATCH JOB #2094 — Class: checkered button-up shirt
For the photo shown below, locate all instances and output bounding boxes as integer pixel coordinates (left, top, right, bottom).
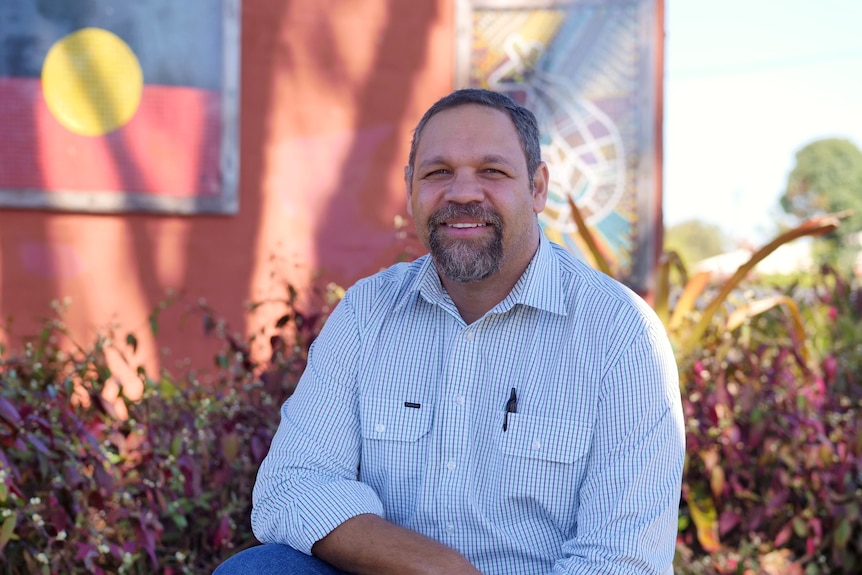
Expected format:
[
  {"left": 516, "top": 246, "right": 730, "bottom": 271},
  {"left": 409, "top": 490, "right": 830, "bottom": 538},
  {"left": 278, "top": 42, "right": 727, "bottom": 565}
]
[{"left": 252, "top": 233, "right": 685, "bottom": 575}]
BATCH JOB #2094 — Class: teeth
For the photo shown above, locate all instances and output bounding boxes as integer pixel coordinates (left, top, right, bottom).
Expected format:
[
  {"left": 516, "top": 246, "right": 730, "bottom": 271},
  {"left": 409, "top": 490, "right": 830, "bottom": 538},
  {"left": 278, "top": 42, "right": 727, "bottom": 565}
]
[{"left": 449, "top": 223, "right": 484, "bottom": 228}]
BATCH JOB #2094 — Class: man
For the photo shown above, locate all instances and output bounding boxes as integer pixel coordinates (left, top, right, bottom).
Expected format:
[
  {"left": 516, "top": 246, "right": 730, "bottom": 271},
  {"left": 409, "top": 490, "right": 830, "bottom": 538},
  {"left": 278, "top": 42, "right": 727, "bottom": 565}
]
[{"left": 215, "top": 88, "right": 684, "bottom": 574}]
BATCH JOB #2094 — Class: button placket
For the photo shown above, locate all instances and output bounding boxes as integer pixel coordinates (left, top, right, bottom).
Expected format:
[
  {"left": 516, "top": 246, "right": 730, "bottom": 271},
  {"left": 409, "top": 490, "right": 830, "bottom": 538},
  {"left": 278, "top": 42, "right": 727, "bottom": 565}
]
[{"left": 437, "top": 323, "right": 480, "bottom": 540}]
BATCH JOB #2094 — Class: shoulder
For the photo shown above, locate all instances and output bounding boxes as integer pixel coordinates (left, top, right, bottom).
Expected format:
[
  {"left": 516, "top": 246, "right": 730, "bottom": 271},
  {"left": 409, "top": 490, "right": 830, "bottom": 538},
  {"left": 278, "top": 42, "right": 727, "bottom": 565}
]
[
  {"left": 312, "top": 256, "right": 430, "bottom": 356},
  {"left": 340, "top": 255, "right": 430, "bottom": 321},
  {"left": 549, "top": 241, "right": 661, "bottom": 331}
]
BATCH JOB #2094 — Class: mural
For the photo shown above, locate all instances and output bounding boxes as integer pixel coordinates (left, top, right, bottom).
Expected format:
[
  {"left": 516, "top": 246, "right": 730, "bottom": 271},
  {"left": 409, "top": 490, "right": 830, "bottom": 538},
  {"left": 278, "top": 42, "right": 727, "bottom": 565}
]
[
  {"left": 0, "top": 0, "right": 239, "bottom": 214},
  {"left": 457, "top": 0, "right": 662, "bottom": 292}
]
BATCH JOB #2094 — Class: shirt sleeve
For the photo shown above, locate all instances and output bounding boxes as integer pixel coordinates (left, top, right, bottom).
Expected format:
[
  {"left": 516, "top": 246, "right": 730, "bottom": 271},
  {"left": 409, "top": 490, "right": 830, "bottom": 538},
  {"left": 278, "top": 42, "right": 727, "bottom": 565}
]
[
  {"left": 554, "top": 321, "right": 685, "bottom": 575},
  {"left": 250, "top": 294, "right": 385, "bottom": 554}
]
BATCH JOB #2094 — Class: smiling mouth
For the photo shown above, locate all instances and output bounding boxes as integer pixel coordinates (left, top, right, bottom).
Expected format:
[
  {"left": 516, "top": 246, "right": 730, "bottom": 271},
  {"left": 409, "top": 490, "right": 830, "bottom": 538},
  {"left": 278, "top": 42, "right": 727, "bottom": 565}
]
[
  {"left": 447, "top": 223, "right": 488, "bottom": 228},
  {"left": 429, "top": 204, "right": 502, "bottom": 233}
]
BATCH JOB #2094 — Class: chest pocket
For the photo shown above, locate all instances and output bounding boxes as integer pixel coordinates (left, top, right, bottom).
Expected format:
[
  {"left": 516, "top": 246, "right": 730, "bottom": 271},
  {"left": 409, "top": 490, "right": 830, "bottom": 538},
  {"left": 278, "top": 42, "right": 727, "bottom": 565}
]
[
  {"left": 500, "top": 413, "right": 591, "bottom": 464},
  {"left": 359, "top": 396, "right": 432, "bottom": 442},
  {"left": 359, "top": 394, "right": 433, "bottom": 523}
]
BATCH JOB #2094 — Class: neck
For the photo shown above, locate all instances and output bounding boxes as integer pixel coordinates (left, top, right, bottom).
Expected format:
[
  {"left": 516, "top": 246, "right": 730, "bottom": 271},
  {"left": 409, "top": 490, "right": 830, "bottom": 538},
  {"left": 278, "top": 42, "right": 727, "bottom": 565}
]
[
  {"left": 438, "top": 237, "right": 539, "bottom": 324},
  {"left": 440, "top": 276, "right": 514, "bottom": 324}
]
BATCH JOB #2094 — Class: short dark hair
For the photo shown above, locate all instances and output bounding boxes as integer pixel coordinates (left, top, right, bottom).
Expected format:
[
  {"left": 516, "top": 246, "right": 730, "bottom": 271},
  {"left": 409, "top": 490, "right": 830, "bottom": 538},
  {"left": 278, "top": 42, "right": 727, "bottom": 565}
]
[{"left": 406, "top": 88, "right": 542, "bottom": 189}]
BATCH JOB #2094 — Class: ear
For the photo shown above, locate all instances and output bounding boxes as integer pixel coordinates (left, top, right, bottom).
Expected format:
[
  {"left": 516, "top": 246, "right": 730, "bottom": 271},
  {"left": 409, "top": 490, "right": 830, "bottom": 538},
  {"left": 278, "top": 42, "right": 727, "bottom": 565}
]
[
  {"left": 404, "top": 165, "right": 414, "bottom": 217},
  {"left": 531, "top": 162, "right": 549, "bottom": 214}
]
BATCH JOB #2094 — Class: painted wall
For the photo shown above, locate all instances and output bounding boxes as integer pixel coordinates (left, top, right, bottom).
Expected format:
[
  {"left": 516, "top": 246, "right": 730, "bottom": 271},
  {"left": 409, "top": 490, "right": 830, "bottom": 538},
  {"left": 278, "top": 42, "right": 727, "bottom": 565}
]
[
  {"left": 0, "top": 0, "right": 451, "bottom": 376},
  {"left": 0, "top": 0, "right": 665, "bottom": 390}
]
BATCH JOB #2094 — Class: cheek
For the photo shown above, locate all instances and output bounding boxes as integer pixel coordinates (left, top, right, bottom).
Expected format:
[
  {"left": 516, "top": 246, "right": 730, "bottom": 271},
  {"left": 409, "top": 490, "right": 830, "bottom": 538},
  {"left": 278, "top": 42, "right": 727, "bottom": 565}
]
[{"left": 409, "top": 193, "right": 435, "bottom": 222}]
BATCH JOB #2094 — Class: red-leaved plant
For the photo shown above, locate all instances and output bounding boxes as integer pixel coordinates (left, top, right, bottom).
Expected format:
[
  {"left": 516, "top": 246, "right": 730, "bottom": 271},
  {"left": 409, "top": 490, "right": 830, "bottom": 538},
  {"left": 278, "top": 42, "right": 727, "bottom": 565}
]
[
  {"left": 0, "top": 285, "right": 335, "bottom": 574},
  {"left": 675, "top": 267, "right": 862, "bottom": 574}
]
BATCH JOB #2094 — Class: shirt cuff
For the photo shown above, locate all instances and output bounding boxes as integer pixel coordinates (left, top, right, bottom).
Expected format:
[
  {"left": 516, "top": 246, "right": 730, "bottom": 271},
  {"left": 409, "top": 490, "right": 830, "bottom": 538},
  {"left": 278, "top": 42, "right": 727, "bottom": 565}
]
[{"left": 289, "top": 479, "right": 385, "bottom": 555}]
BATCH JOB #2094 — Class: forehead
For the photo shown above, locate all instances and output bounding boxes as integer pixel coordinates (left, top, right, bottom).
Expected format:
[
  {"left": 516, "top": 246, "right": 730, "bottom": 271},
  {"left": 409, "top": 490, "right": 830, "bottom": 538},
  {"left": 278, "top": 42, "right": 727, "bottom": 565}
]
[{"left": 415, "top": 104, "right": 526, "bottom": 166}]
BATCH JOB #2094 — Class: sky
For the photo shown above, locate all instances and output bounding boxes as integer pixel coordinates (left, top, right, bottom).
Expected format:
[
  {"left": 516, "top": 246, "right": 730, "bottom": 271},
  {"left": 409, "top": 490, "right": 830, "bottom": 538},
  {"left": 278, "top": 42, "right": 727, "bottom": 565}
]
[{"left": 663, "top": 0, "right": 862, "bottom": 244}]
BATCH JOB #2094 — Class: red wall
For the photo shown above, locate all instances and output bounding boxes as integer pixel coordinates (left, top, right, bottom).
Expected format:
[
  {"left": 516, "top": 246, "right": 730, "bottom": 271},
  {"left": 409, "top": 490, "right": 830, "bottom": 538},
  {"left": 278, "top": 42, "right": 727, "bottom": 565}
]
[{"left": 0, "top": 0, "right": 453, "bottom": 381}]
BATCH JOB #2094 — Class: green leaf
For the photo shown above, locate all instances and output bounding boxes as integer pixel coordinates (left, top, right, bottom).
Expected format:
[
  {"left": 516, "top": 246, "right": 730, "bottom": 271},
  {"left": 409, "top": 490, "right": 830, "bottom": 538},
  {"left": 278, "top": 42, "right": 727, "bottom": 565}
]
[
  {"left": 0, "top": 514, "right": 16, "bottom": 553},
  {"left": 159, "top": 376, "right": 178, "bottom": 399},
  {"left": 170, "top": 435, "right": 183, "bottom": 458},
  {"left": 834, "top": 517, "right": 851, "bottom": 549},
  {"left": 222, "top": 432, "right": 240, "bottom": 464},
  {"left": 171, "top": 512, "right": 188, "bottom": 530},
  {"left": 792, "top": 517, "right": 808, "bottom": 538},
  {"left": 686, "top": 482, "right": 721, "bottom": 552}
]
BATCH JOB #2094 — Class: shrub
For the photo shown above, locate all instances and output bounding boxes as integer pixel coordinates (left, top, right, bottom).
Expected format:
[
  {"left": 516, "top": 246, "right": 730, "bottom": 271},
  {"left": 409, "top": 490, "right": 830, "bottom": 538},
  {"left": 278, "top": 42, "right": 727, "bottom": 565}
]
[
  {"left": 0, "top": 288, "right": 335, "bottom": 574},
  {"left": 574, "top": 201, "right": 862, "bottom": 573},
  {"left": 674, "top": 269, "right": 862, "bottom": 574},
  {"left": 3, "top": 209, "right": 860, "bottom": 574}
]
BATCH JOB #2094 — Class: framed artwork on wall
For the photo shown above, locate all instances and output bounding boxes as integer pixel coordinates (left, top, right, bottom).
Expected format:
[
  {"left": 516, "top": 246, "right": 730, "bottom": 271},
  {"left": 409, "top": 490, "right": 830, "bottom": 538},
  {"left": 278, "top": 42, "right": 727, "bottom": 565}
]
[
  {"left": 0, "top": 0, "right": 240, "bottom": 214},
  {"left": 455, "top": 0, "right": 663, "bottom": 294}
]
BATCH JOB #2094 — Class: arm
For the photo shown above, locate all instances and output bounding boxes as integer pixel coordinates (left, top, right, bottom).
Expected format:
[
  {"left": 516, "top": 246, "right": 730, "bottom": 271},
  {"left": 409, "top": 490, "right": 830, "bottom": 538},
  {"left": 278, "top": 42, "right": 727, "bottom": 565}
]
[
  {"left": 252, "top": 295, "right": 482, "bottom": 574},
  {"left": 312, "top": 514, "right": 482, "bottom": 575},
  {"left": 252, "top": 296, "right": 382, "bottom": 551},
  {"left": 556, "top": 323, "right": 685, "bottom": 574}
]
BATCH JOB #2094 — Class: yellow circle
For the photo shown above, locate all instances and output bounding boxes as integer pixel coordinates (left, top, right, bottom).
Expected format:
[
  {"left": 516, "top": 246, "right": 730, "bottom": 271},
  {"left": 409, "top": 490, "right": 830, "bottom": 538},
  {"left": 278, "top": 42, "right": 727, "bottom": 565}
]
[{"left": 41, "top": 27, "right": 143, "bottom": 137}]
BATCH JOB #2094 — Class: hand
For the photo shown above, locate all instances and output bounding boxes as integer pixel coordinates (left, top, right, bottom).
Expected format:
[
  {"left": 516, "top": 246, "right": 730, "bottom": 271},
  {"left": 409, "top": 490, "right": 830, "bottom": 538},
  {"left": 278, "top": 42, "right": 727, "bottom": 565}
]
[{"left": 312, "top": 514, "right": 483, "bottom": 575}]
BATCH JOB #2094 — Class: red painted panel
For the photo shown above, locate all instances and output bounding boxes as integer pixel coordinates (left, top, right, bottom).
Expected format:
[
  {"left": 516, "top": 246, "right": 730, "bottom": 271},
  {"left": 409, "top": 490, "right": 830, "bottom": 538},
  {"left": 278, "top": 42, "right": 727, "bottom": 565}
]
[{"left": 0, "top": 78, "right": 220, "bottom": 196}]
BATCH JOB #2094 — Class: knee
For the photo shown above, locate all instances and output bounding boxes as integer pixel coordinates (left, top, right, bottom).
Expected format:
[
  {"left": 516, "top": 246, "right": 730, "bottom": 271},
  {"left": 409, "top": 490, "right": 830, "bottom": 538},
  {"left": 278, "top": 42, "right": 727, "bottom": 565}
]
[
  {"left": 212, "top": 544, "right": 344, "bottom": 575},
  {"left": 212, "top": 546, "right": 265, "bottom": 575},
  {"left": 212, "top": 553, "right": 239, "bottom": 575}
]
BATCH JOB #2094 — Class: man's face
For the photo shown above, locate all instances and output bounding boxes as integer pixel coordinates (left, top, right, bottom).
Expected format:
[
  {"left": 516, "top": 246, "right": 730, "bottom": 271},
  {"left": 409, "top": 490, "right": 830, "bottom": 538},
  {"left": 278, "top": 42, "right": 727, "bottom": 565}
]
[{"left": 406, "top": 104, "right": 547, "bottom": 283}]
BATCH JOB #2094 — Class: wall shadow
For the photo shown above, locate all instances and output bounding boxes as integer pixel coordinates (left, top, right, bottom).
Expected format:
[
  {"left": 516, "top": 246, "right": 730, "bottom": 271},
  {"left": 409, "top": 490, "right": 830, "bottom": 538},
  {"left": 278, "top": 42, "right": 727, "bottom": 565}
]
[{"left": 311, "top": 0, "right": 439, "bottom": 291}]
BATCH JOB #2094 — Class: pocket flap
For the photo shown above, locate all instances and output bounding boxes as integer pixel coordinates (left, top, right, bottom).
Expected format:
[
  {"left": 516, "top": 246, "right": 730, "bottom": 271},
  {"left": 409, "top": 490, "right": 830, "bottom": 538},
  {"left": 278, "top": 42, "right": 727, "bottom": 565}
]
[
  {"left": 360, "top": 396, "right": 432, "bottom": 442},
  {"left": 500, "top": 413, "right": 591, "bottom": 464}
]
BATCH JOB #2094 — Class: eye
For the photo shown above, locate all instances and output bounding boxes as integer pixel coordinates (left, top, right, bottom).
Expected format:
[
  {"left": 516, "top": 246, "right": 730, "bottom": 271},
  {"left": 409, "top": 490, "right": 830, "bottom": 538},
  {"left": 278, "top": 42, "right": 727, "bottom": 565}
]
[
  {"left": 422, "top": 168, "right": 450, "bottom": 178},
  {"left": 482, "top": 167, "right": 508, "bottom": 177}
]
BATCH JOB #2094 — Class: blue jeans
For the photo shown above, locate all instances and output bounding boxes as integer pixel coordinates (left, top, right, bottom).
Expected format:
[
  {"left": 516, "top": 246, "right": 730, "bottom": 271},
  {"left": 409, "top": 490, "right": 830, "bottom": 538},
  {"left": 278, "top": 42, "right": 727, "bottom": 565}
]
[{"left": 213, "top": 544, "right": 349, "bottom": 575}]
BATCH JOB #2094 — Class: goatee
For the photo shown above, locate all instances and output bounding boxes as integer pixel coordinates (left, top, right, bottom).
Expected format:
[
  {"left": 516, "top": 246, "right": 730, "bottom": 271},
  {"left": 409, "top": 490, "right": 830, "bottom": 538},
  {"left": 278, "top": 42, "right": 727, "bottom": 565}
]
[{"left": 428, "top": 204, "right": 503, "bottom": 283}]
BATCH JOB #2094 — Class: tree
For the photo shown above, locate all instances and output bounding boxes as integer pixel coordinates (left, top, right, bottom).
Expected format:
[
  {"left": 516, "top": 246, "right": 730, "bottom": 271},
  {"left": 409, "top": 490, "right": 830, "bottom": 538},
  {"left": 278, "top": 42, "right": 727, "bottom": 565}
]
[
  {"left": 664, "top": 219, "right": 729, "bottom": 270},
  {"left": 780, "top": 138, "right": 862, "bottom": 271}
]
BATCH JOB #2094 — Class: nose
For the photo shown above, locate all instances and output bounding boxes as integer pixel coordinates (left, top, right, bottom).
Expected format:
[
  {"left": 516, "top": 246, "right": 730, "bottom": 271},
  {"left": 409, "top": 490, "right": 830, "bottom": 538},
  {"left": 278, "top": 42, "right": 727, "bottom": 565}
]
[{"left": 444, "top": 169, "right": 485, "bottom": 204}]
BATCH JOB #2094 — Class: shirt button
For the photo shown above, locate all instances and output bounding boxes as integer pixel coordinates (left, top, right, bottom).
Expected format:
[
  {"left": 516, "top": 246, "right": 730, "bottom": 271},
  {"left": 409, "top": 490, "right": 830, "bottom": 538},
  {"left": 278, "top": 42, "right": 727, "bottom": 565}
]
[
  {"left": 531, "top": 440, "right": 542, "bottom": 451},
  {"left": 455, "top": 395, "right": 465, "bottom": 406},
  {"left": 464, "top": 331, "right": 474, "bottom": 341},
  {"left": 446, "top": 460, "right": 457, "bottom": 471},
  {"left": 446, "top": 524, "right": 455, "bottom": 533},
  {"left": 374, "top": 423, "right": 386, "bottom": 433}
]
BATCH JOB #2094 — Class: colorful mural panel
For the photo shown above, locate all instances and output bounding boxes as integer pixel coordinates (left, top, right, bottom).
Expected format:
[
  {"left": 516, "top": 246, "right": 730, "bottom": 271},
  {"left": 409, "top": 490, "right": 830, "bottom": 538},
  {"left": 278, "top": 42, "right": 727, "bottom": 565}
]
[
  {"left": 0, "top": 0, "right": 239, "bottom": 214},
  {"left": 457, "top": 0, "right": 662, "bottom": 292}
]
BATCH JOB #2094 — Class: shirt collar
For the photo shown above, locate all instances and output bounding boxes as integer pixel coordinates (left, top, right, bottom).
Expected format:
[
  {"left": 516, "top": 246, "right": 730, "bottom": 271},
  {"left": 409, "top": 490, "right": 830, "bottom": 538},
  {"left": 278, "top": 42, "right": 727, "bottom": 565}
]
[{"left": 411, "top": 231, "right": 568, "bottom": 317}]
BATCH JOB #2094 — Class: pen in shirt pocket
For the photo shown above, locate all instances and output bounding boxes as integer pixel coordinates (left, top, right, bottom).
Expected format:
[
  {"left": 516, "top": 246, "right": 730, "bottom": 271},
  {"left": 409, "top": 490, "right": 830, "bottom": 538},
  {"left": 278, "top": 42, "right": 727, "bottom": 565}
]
[{"left": 503, "top": 387, "right": 517, "bottom": 432}]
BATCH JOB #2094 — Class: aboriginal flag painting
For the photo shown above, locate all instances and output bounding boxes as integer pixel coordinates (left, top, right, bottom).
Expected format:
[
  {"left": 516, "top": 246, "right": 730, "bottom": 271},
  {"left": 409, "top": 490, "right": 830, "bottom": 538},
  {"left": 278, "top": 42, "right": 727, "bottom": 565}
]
[
  {"left": 0, "top": 0, "right": 239, "bottom": 214},
  {"left": 457, "top": 0, "right": 662, "bottom": 293}
]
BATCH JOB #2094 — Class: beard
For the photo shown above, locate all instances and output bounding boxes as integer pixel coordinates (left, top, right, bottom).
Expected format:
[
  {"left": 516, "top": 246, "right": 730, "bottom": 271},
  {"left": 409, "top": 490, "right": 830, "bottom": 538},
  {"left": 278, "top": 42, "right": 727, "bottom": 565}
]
[{"left": 427, "top": 204, "right": 504, "bottom": 283}]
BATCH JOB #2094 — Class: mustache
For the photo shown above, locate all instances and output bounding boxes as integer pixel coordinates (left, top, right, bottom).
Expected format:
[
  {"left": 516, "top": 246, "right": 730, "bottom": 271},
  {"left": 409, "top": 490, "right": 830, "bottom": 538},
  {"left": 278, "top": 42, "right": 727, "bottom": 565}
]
[{"left": 428, "top": 203, "right": 503, "bottom": 228}]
